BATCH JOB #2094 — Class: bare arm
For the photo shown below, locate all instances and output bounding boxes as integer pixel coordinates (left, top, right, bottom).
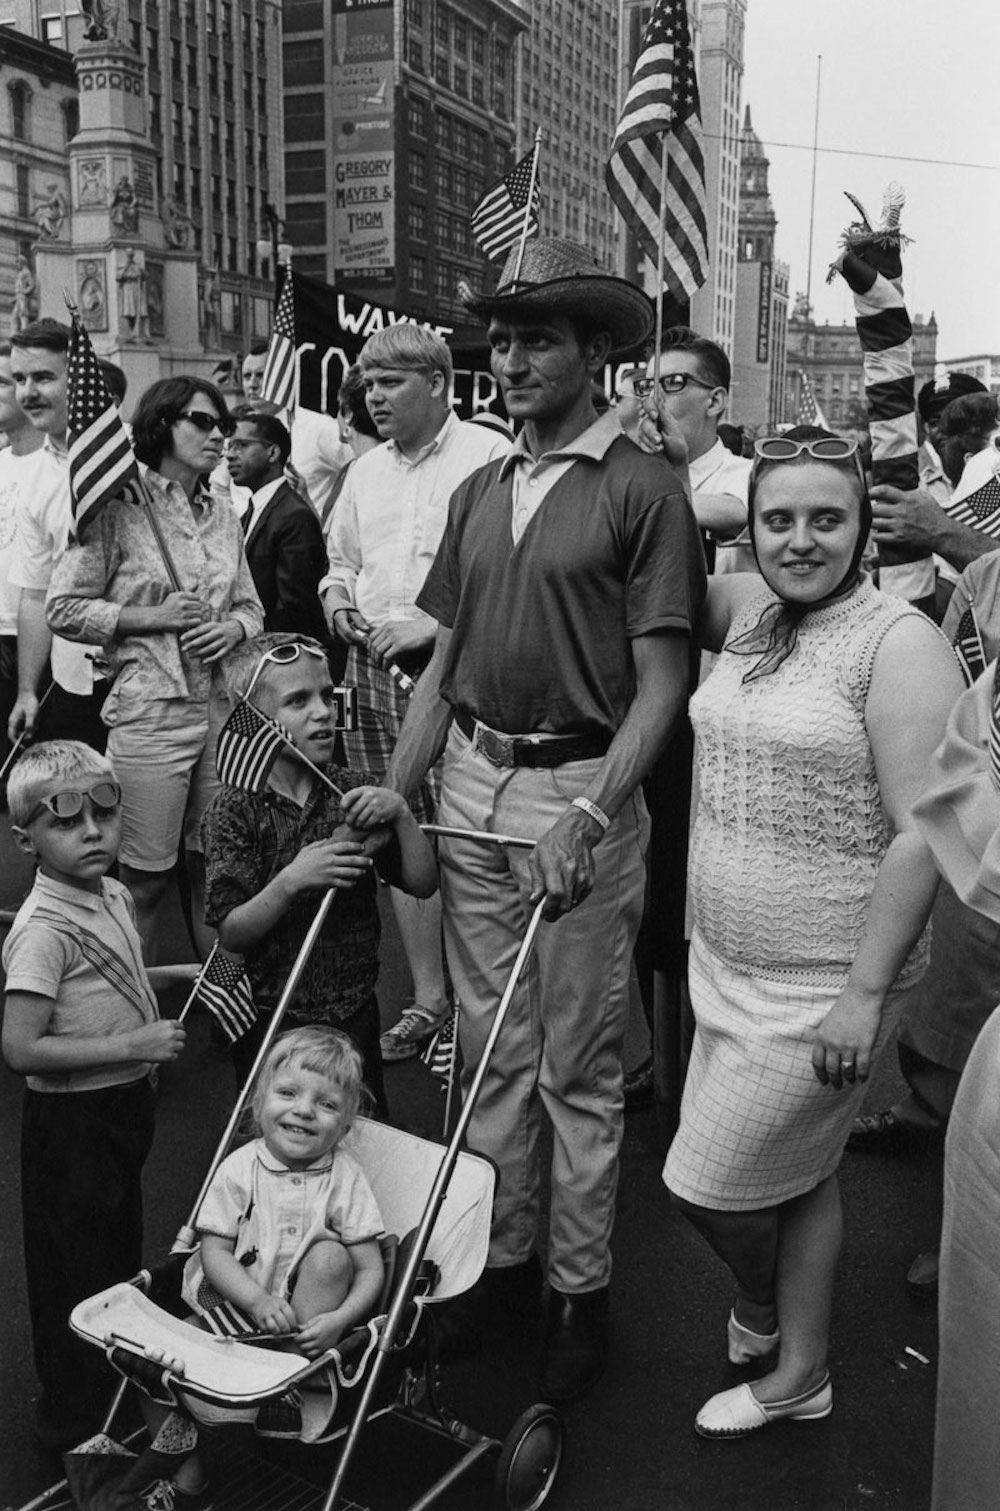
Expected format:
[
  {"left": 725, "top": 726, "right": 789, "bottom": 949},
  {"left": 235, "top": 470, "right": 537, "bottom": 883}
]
[
  {"left": 812, "top": 617, "right": 965, "bottom": 1086},
  {"left": 217, "top": 841, "right": 373, "bottom": 956},
  {"left": 528, "top": 631, "right": 690, "bottom": 919},
  {"left": 871, "top": 484, "right": 996, "bottom": 572},
  {"left": 698, "top": 574, "right": 766, "bottom": 654},
  {"left": 692, "top": 490, "right": 747, "bottom": 539},
  {"left": 338, "top": 787, "right": 439, "bottom": 898},
  {"left": 2, "top": 991, "right": 185, "bottom": 1075},
  {"left": 8, "top": 590, "right": 51, "bottom": 742},
  {"left": 384, "top": 625, "right": 455, "bottom": 800},
  {"left": 200, "top": 1233, "right": 298, "bottom": 1335}
]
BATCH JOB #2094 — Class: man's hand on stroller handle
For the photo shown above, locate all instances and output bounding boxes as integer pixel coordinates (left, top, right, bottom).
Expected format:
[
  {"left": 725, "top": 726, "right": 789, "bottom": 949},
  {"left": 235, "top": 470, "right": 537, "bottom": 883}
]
[{"left": 529, "top": 807, "right": 602, "bottom": 920}]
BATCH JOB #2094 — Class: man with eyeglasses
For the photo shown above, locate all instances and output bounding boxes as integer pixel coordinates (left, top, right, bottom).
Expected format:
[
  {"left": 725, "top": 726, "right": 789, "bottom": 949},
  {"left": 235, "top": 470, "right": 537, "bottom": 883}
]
[
  {"left": 622, "top": 327, "right": 751, "bottom": 576},
  {"left": 7, "top": 320, "right": 109, "bottom": 754}
]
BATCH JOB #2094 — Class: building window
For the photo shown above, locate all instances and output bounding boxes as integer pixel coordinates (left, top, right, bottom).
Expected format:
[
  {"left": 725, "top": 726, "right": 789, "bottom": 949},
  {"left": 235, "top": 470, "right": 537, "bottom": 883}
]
[
  {"left": 471, "top": 27, "right": 484, "bottom": 65},
  {"left": 284, "top": 39, "right": 323, "bottom": 86},
  {"left": 434, "top": 6, "right": 449, "bottom": 46},
  {"left": 284, "top": 93, "right": 325, "bottom": 142},
  {"left": 408, "top": 98, "right": 426, "bottom": 137},
  {"left": 283, "top": 0, "right": 324, "bottom": 31},
  {"left": 40, "top": 15, "right": 63, "bottom": 43},
  {"left": 9, "top": 83, "right": 29, "bottom": 141},
  {"left": 453, "top": 15, "right": 466, "bottom": 51},
  {"left": 471, "top": 74, "right": 484, "bottom": 107},
  {"left": 434, "top": 112, "right": 450, "bottom": 151},
  {"left": 410, "top": 253, "right": 426, "bottom": 292},
  {"left": 434, "top": 209, "right": 449, "bottom": 249},
  {"left": 15, "top": 162, "right": 30, "bottom": 218},
  {"left": 224, "top": 63, "right": 234, "bottom": 100},
  {"left": 454, "top": 65, "right": 467, "bottom": 97},
  {"left": 434, "top": 262, "right": 451, "bottom": 300},
  {"left": 408, "top": 39, "right": 423, "bottom": 71},
  {"left": 434, "top": 54, "right": 448, "bottom": 87},
  {"left": 408, "top": 202, "right": 426, "bottom": 240},
  {"left": 63, "top": 98, "right": 79, "bottom": 142},
  {"left": 434, "top": 160, "right": 450, "bottom": 198},
  {"left": 406, "top": 0, "right": 423, "bottom": 23},
  {"left": 409, "top": 152, "right": 426, "bottom": 190},
  {"left": 286, "top": 148, "right": 325, "bottom": 195}
]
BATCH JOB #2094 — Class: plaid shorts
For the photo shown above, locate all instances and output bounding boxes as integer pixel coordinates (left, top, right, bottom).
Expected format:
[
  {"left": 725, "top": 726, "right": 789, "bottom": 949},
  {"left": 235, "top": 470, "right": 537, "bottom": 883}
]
[{"left": 342, "top": 643, "right": 440, "bottom": 825}]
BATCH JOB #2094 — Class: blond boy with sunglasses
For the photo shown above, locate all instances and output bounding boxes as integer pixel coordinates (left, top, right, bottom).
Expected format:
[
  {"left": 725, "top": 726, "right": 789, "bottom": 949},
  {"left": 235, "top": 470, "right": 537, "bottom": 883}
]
[{"left": 2, "top": 739, "right": 186, "bottom": 1450}]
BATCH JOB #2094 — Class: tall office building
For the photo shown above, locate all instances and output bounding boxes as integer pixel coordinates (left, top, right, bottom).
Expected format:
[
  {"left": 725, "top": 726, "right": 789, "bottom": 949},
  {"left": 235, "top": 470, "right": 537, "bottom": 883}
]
[
  {"left": 517, "top": 0, "right": 620, "bottom": 270},
  {"left": 3, "top": 0, "right": 283, "bottom": 358},
  {"left": 282, "top": 0, "right": 525, "bottom": 324}
]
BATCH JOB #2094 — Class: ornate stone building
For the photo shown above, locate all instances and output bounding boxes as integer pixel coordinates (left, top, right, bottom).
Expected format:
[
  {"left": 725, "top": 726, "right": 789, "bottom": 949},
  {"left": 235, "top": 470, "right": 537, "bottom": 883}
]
[
  {"left": 731, "top": 106, "right": 788, "bottom": 434},
  {"left": 785, "top": 301, "right": 938, "bottom": 434}
]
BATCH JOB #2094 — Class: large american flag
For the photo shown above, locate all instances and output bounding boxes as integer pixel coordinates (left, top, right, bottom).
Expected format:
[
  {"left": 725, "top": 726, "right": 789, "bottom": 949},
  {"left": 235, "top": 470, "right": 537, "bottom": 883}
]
[
  {"left": 605, "top": 0, "right": 708, "bottom": 302},
  {"left": 66, "top": 313, "right": 141, "bottom": 538},
  {"left": 470, "top": 142, "right": 540, "bottom": 262},
  {"left": 261, "top": 271, "right": 298, "bottom": 409}
]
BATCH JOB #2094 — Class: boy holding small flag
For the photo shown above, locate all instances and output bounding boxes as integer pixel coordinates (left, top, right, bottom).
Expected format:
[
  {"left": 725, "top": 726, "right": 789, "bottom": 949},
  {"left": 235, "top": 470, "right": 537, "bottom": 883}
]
[{"left": 201, "top": 633, "right": 438, "bottom": 1111}]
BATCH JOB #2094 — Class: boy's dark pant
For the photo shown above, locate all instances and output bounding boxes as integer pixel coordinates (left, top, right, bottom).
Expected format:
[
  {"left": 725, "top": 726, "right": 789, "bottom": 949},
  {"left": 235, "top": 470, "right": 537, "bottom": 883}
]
[
  {"left": 231, "top": 993, "right": 387, "bottom": 1120},
  {"left": 21, "top": 1078, "right": 155, "bottom": 1446}
]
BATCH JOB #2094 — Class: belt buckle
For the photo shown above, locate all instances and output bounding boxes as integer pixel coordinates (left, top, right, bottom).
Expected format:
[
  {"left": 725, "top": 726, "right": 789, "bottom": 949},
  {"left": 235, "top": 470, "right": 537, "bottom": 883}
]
[{"left": 475, "top": 722, "right": 515, "bottom": 768}]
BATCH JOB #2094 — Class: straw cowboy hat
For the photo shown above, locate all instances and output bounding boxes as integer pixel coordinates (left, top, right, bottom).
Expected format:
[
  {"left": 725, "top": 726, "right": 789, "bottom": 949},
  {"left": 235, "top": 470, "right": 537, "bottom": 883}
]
[{"left": 458, "top": 236, "right": 654, "bottom": 354}]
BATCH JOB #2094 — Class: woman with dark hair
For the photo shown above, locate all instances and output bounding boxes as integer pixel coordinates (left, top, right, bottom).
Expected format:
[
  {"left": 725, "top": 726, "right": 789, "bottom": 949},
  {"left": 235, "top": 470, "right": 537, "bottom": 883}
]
[
  {"left": 937, "top": 390, "right": 1000, "bottom": 489},
  {"left": 47, "top": 375, "right": 264, "bottom": 956},
  {"left": 654, "top": 423, "right": 962, "bottom": 1436}
]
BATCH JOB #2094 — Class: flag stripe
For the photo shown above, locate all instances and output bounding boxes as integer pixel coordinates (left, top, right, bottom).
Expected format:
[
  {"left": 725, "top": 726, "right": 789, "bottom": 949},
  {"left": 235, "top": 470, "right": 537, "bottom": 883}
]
[
  {"left": 261, "top": 275, "right": 297, "bottom": 409},
  {"left": 67, "top": 314, "right": 142, "bottom": 537}
]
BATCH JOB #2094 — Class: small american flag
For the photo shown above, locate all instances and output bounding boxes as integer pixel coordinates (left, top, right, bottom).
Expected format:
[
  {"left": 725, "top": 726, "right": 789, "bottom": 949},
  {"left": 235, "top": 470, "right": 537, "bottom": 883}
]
[
  {"left": 196, "top": 948, "right": 256, "bottom": 1042},
  {"left": 200, "top": 1297, "right": 261, "bottom": 1338},
  {"left": 420, "top": 1010, "right": 457, "bottom": 1085},
  {"left": 261, "top": 272, "right": 298, "bottom": 409},
  {"left": 953, "top": 605, "right": 987, "bottom": 687},
  {"left": 796, "top": 370, "right": 829, "bottom": 429},
  {"left": 216, "top": 700, "right": 289, "bottom": 793},
  {"left": 943, "top": 474, "right": 1000, "bottom": 541},
  {"left": 605, "top": 0, "right": 708, "bottom": 303},
  {"left": 66, "top": 313, "right": 141, "bottom": 539},
  {"left": 470, "top": 143, "right": 540, "bottom": 262}
]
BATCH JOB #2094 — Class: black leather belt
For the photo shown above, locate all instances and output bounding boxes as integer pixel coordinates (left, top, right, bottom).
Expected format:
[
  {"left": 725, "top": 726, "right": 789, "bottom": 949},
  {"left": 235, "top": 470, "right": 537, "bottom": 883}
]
[{"left": 454, "top": 710, "right": 611, "bottom": 769}]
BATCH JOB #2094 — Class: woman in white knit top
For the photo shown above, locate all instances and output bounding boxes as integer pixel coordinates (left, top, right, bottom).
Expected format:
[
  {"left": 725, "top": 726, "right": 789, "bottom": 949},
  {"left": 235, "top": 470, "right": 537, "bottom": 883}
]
[{"left": 661, "top": 428, "right": 962, "bottom": 1439}]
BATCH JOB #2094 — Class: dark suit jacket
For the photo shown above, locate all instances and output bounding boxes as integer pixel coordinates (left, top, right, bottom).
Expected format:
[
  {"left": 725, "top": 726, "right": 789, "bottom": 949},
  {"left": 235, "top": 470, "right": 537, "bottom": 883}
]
[{"left": 243, "top": 481, "right": 330, "bottom": 643}]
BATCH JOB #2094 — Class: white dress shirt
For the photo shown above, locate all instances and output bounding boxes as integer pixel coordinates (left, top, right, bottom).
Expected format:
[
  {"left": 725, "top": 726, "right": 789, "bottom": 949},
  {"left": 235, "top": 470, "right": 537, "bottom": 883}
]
[{"left": 321, "top": 410, "right": 509, "bottom": 628}]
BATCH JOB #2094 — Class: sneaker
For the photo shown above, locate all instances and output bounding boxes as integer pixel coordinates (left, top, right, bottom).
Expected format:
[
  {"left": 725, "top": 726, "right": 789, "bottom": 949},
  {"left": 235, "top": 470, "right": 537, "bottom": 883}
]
[{"left": 380, "top": 1003, "right": 449, "bottom": 1063}]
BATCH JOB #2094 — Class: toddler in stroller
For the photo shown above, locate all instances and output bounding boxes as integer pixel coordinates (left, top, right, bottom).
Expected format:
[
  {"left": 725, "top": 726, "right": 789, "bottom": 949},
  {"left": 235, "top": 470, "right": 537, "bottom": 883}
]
[{"left": 147, "top": 1025, "right": 385, "bottom": 1495}]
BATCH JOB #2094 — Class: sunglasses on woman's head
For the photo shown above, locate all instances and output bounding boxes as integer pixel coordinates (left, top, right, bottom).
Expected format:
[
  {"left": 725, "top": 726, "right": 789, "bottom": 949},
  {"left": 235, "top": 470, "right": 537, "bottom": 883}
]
[
  {"left": 25, "top": 780, "right": 122, "bottom": 826},
  {"left": 176, "top": 409, "right": 235, "bottom": 437}
]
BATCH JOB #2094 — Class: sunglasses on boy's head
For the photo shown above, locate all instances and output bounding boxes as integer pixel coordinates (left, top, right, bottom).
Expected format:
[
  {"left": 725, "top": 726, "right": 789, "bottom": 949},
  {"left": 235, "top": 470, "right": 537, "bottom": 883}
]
[
  {"left": 25, "top": 780, "right": 122, "bottom": 826},
  {"left": 630, "top": 371, "right": 718, "bottom": 399},
  {"left": 244, "top": 640, "right": 329, "bottom": 699}
]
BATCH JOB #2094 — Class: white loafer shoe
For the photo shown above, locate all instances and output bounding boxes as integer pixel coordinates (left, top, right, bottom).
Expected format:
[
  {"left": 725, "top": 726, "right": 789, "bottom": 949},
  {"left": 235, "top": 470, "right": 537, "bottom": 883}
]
[
  {"left": 695, "top": 1372, "right": 832, "bottom": 1438},
  {"left": 727, "top": 1309, "right": 780, "bottom": 1364}
]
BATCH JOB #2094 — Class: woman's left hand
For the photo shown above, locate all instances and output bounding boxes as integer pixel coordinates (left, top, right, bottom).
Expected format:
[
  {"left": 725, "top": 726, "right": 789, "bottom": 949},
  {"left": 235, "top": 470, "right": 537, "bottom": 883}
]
[
  {"left": 811, "top": 988, "right": 884, "bottom": 1089},
  {"left": 179, "top": 617, "right": 244, "bottom": 664}
]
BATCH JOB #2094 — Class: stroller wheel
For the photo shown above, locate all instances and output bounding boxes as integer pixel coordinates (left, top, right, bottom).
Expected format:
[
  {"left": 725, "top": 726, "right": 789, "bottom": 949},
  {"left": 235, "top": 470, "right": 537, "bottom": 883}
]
[{"left": 492, "top": 1402, "right": 564, "bottom": 1511}]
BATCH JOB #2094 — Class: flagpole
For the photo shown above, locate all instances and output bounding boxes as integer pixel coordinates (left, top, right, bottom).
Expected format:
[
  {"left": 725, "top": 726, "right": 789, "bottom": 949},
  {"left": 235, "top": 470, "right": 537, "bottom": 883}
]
[
  {"left": 61, "top": 290, "right": 183, "bottom": 593},
  {"left": 176, "top": 940, "right": 220, "bottom": 1025},
  {"left": 804, "top": 54, "right": 822, "bottom": 320},
  {"left": 652, "top": 138, "right": 670, "bottom": 393},
  {"left": 510, "top": 127, "right": 542, "bottom": 285},
  {"left": 0, "top": 680, "right": 56, "bottom": 782}
]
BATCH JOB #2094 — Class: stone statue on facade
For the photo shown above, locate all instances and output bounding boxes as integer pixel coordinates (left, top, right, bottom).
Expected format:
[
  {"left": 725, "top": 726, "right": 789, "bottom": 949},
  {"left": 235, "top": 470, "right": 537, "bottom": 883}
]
[
  {"left": 80, "top": 0, "right": 121, "bottom": 42},
  {"left": 201, "top": 266, "right": 221, "bottom": 347},
  {"left": 117, "top": 249, "right": 147, "bottom": 339},
  {"left": 33, "top": 183, "right": 69, "bottom": 239},
  {"left": 110, "top": 176, "right": 139, "bottom": 236},
  {"left": 11, "top": 256, "right": 37, "bottom": 333},
  {"left": 163, "top": 198, "right": 192, "bottom": 250}
]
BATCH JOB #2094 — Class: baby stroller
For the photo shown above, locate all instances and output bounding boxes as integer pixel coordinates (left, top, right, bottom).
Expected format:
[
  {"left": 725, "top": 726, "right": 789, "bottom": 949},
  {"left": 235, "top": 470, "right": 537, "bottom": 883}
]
[{"left": 47, "top": 897, "right": 562, "bottom": 1511}]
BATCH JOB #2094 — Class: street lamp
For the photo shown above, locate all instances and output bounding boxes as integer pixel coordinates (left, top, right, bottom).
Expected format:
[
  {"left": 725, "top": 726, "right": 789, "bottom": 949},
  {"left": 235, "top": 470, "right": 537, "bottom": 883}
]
[{"left": 256, "top": 202, "right": 292, "bottom": 277}]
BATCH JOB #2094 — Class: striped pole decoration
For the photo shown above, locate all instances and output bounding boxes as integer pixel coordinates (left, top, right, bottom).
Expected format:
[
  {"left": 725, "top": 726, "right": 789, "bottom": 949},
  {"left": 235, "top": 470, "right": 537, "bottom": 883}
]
[{"left": 828, "top": 184, "right": 935, "bottom": 607}]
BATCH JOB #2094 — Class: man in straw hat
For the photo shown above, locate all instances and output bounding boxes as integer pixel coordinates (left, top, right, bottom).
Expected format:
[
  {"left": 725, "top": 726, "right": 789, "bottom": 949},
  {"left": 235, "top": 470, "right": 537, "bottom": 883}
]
[{"left": 387, "top": 236, "right": 706, "bottom": 1401}]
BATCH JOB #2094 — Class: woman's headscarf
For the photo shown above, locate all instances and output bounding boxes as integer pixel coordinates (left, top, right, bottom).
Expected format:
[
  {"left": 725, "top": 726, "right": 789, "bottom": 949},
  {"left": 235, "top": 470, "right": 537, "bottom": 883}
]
[{"left": 726, "top": 425, "right": 873, "bottom": 683}]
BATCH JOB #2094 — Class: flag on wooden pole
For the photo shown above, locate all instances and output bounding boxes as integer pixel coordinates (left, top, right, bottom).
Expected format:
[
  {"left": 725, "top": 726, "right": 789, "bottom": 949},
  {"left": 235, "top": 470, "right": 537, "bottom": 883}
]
[
  {"left": 471, "top": 141, "right": 541, "bottom": 262},
  {"left": 261, "top": 271, "right": 298, "bottom": 409},
  {"left": 66, "top": 313, "right": 142, "bottom": 539},
  {"left": 605, "top": 0, "right": 708, "bottom": 302},
  {"left": 216, "top": 701, "right": 289, "bottom": 793}
]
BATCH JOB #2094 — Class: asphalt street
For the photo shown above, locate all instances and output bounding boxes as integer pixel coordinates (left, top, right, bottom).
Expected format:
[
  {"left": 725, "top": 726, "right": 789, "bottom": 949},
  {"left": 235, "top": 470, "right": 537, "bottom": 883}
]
[{"left": 0, "top": 822, "right": 946, "bottom": 1511}]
